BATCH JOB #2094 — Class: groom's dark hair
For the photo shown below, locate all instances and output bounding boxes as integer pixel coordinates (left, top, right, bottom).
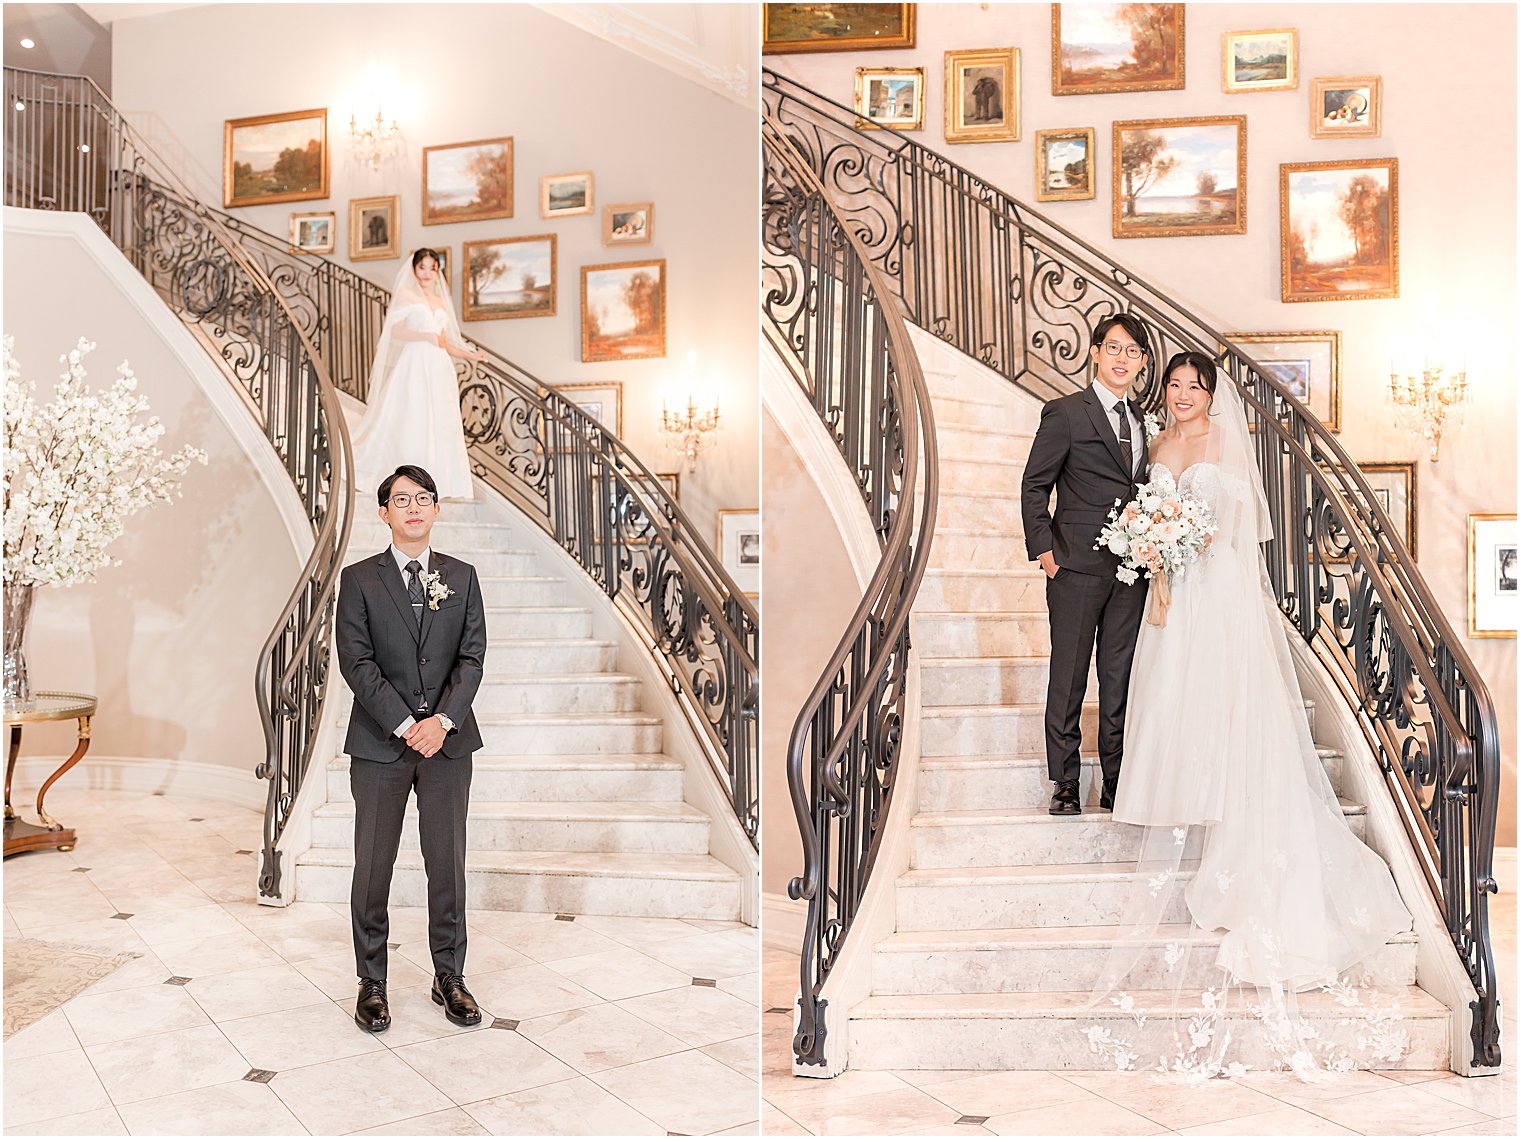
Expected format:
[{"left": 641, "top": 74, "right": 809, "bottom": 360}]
[
  {"left": 378, "top": 465, "right": 439, "bottom": 507},
  {"left": 1092, "top": 312, "right": 1151, "bottom": 358}
]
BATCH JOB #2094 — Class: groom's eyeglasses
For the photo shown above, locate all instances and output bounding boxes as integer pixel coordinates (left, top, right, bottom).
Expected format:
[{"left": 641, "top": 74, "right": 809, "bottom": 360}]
[
  {"left": 1100, "top": 341, "right": 1146, "bottom": 360},
  {"left": 388, "top": 492, "right": 436, "bottom": 508}
]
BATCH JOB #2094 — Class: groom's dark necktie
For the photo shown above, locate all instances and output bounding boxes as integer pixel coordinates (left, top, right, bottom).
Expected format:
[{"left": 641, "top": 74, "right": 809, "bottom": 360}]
[
  {"left": 1115, "top": 403, "right": 1133, "bottom": 479},
  {"left": 405, "top": 559, "right": 424, "bottom": 626}
]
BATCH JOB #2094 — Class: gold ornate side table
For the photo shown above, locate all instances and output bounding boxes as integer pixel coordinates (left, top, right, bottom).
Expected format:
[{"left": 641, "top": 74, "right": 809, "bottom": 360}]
[{"left": 4, "top": 691, "right": 96, "bottom": 858}]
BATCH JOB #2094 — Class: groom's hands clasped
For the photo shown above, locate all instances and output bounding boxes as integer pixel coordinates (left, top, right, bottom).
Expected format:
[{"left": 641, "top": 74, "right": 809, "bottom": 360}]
[{"left": 405, "top": 715, "right": 449, "bottom": 758}]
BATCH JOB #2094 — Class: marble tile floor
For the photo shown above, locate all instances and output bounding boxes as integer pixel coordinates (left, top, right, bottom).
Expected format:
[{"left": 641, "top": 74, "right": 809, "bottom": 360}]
[
  {"left": 2, "top": 786, "right": 760, "bottom": 1135},
  {"left": 761, "top": 849, "right": 1517, "bottom": 1137}
]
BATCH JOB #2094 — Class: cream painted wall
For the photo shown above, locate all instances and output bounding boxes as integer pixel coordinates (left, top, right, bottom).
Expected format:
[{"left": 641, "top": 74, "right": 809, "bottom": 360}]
[
  {"left": 109, "top": 2, "right": 758, "bottom": 547},
  {"left": 769, "top": 2, "right": 1517, "bottom": 844},
  {"left": 3, "top": 226, "right": 300, "bottom": 772},
  {"left": 759, "top": 408, "right": 859, "bottom": 895}
]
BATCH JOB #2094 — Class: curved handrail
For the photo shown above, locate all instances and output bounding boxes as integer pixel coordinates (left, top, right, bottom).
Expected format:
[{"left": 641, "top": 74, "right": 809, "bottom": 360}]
[
  {"left": 762, "top": 109, "right": 938, "bottom": 1065},
  {"left": 764, "top": 68, "right": 1501, "bottom": 1068},
  {"left": 3, "top": 66, "right": 355, "bottom": 899}
]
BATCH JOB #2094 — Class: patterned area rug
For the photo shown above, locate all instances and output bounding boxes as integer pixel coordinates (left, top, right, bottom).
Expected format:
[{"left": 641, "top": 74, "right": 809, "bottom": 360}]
[{"left": 3, "top": 938, "right": 138, "bottom": 1037}]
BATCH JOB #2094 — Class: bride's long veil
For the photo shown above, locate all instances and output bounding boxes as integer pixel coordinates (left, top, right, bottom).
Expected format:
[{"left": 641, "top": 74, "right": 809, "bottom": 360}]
[{"left": 1081, "top": 370, "right": 1414, "bottom": 1083}]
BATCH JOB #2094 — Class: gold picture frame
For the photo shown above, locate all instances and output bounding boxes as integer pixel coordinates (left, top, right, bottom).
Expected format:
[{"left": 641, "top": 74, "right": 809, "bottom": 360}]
[
  {"left": 461, "top": 234, "right": 556, "bottom": 322},
  {"left": 1311, "top": 75, "right": 1383, "bottom": 139},
  {"left": 422, "top": 136, "right": 514, "bottom": 225},
  {"left": 944, "top": 48, "right": 1020, "bottom": 144},
  {"left": 288, "top": 210, "right": 335, "bottom": 255},
  {"left": 1226, "top": 330, "right": 1342, "bottom": 432},
  {"left": 1036, "top": 127, "right": 1096, "bottom": 202},
  {"left": 1358, "top": 461, "right": 1417, "bottom": 560},
  {"left": 1112, "top": 116, "right": 1246, "bottom": 239},
  {"left": 581, "top": 259, "right": 667, "bottom": 362},
  {"left": 541, "top": 172, "right": 594, "bottom": 219},
  {"left": 556, "top": 381, "right": 623, "bottom": 436},
  {"left": 1052, "top": 4, "right": 1185, "bottom": 96},
  {"left": 224, "top": 107, "right": 328, "bottom": 209},
  {"left": 603, "top": 201, "right": 654, "bottom": 246},
  {"left": 1222, "top": 28, "right": 1298, "bottom": 93},
  {"left": 1281, "top": 158, "right": 1399, "bottom": 303},
  {"left": 854, "top": 67, "right": 925, "bottom": 131},
  {"left": 718, "top": 508, "right": 760, "bottom": 599},
  {"left": 762, "top": 3, "right": 916, "bottom": 54},
  {"left": 1469, "top": 513, "right": 1518, "bottom": 638},
  {"left": 349, "top": 195, "right": 399, "bottom": 262}
]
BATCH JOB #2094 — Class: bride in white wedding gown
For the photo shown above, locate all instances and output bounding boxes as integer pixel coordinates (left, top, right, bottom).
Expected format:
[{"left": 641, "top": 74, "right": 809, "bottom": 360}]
[
  {"left": 351, "top": 248, "right": 485, "bottom": 500},
  {"left": 1088, "top": 351, "right": 1413, "bottom": 1081}
]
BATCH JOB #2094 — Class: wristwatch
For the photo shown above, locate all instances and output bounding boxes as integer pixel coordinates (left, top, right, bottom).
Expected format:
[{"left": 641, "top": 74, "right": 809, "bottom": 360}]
[{"left": 435, "top": 713, "right": 455, "bottom": 733}]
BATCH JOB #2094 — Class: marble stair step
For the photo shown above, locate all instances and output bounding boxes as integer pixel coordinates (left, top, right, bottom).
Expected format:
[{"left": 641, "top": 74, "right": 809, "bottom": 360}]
[
  {"left": 913, "top": 611, "right": 1051, "bottom": 658},
  {"left": 930, "top": 396, "right": 1029, "bottom": 432},
  {"left": 309, "top": 799, "right": 711, "bottom": 854},
  {"left": 897, "top": 861, "right": 1201, "bottom": 930},
  {"left": 326, "top": 752, "right": 685, "bottom": 803},
  {"left": 847, "top": 986, "right": 1449, "bottom": 1071},
  {"left": 335, "top": 673, "right": 640, "bottom": 721},
  {"left": 871, "top": 925, "right": 1419, "bottom": 994},
  {"left": 921, "top": 702, "right": 1096, "bottom": 757},
  {"left": 294, "top": 847, "right": 742, "bottom": 920},
  {"left": 916, "top": 749, "right": 1345, "bottom": 813},
  {"left": 939, "top": 455, "right": 1028, "bottom": 493},
  {"left": 480, "top": 606, "right": 595, "bottom": 639},
  {"left": 908, "top": 801, "right": 1367, "bottom": 869},
  {"left": 931, "top": 424, "right": 1035, "bottom": 461},
  {"left": 348, "top": 520, "right": 519, "bottom": 550},
  {"left": 931, "top": 494, "right": 1027, "bottom": 534},
  {"left": 472, "top": 576, "right": 571, "bottom": 606},
  {"left": 471, "top": 712, "right": 663, "bottom": 755},
  {"left": 927, "top": 530, "right": 1030, "bottom": 569},
  {"left": 479, "top": 639, "right": 618, "bottom": 672},
  {"left": 920, "top": 656, "right": 1094, "bottom": 707}
]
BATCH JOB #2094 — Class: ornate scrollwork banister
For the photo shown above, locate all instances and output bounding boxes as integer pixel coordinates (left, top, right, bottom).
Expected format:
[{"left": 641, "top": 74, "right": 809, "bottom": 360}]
[
  {"left": 762, "top": 107, "right": 939, "bottom": 1065},
  {"left": 3, "top": 65, "right": 354, "bottom": 900},
  {"left": 764, "top": 67, "right": 1500, "bottom": 1069}
]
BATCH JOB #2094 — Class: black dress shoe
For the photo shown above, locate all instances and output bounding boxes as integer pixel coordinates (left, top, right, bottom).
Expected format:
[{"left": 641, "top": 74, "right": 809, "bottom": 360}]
[
  {"left": 1049, "top": 778, "right": 1081, "bottom": 816},
  {"left": 432, "top": 973, "right": 482, "bottom": 1026},
  {"left": 355, "top": 977, "right": 390, "bottom": 1033},
  {"left": 1099, "top": 777, "right": 1119, "bottom": 811}
]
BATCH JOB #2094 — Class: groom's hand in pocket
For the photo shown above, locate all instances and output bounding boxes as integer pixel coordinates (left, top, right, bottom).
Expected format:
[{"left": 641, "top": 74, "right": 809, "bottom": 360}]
[
  {"left": 405, "top": 716, "right": 448, "bottom": 758},
  {"left": 1039, "top": 551, "right": 1060, "bottom": 580}
]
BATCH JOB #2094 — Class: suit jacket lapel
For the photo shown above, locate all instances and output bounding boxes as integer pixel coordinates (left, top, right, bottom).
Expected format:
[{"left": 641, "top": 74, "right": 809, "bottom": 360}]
[
  {"left": 1083, "top": 387, "right": 1126, "bottom": 474},
  {"left": 417, "top": 553, "right": 445, "bottom": 646},
  {"left": 375, "top": 551, "right": 420, "bottom": 644}
]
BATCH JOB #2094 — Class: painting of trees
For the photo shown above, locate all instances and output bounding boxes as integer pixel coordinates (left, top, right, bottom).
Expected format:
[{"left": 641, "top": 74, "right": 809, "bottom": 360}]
[
  {"left": 1281, "top": 160, "right": 1398, "bottom": 302},
  {"left": 1053, "top": 3, "right": 1184, "bottom": 94},
  {"left": 1338, "top": 174, "right": 1389, "bottom": 266},
  {"left": 423, "top": 138, "right": 515, "bottom": 224},
  {"left": 1119, "top": 129, "right": 1177, "bottom": 217},
  {"left": 582, "top": 260, "right": 667, "bottom": 362},
  {"left": 466, "top": 147, "right": 513, "bottom": 213},
  {"left": 1116, "top": 3, "right": 1178, "bottom": 76},
  {"left": 467, "top": 248, "right": 502, "bottom": 308},
  {"left": 224, "top": 110, "right": 328, "bottom": 208}
]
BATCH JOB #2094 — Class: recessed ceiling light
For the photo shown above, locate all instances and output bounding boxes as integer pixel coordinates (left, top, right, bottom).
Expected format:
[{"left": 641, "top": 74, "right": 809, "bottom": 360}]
[{"left": 19, "top": 38, "right": 35, "bottom": 49}]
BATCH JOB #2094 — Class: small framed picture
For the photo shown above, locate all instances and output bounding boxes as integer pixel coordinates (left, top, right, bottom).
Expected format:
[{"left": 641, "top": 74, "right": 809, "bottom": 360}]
[
  {"left": 620, "top": 472, "right": 681, "bottom": 545},
  {"left": 224, "top": 107, "right": 329, "bottom": 209},
  {"left": 1468, "top": 514, "right": 1517, "bottom": 638},
  {"left": 762, "top": 3, "right": 916, "bottom": 54},
  {"left": 1052, "top": 4, "right": 1185, "bottom": 96},
  {"left": 1112, "top": 116, "right": 1246, "bottom": 239},
  {"left": 429, "top": 245, "right": 452, "bottom": 293},
  {"left": 1311, "top": 76, "right": 1382, "bottom": 139},
  {"left": 854, "top": 67, "right": 925, "bottom": 131},
  {"left": 581, "top": 259, "right": 666, "bottom": 362},
  {"left": 1281, "top": 159, "right": 1398, "bottom": 302},
  {"left": 541, "top": 171, "right": 594, "bottom": 219},
  {"left": 289, "top": 210, "right": 335, "bottom": 255},
  {"left": 1222, "top": 28, "right": 1298, "bottom": 93},
  {"left": 718, "top": 508, "right": 760, "bottom": 598},
  {"left": 1357, "top": 461, "right": 1417, "bottom": 560},
  {"left": 603, "top": 201, "right": 654, "bottom": 246},
  {"left": 1226, "top": 331, "right": 1341, "bottom": 432},
  {"left": 944, "top": 48, "right": 1019, "bottom": 144},
  {"left": 557, "top": 381, "right": 623, "bottom": 435},
  {"left": 423, "top": 137, "right": 514, "bottom": 225},
  {"left": 1036, "top": 127, "right": 1096, "bottom": 202},
  {"left": 349, "top": 195, "right": 399, "bottom": 261},
  {"left": 462, "top": 234, "right": 556, "bottom": 321}
]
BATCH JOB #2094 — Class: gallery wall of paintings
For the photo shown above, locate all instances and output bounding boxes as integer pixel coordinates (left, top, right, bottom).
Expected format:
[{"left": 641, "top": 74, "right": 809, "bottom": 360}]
[
  {"left": 764, "top": 0, "right": 1517, "bottom": 833},
  {"left": 111, "top": 1, "right": 757, "bottom": 547}
]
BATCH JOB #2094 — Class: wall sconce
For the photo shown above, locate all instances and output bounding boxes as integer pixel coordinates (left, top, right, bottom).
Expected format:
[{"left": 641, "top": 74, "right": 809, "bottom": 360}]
[
  {"left": 661, "top": 393, "right": 721, "bottom": 472},
  {"left": 1389, "top": 350, "right": 1468, "bottom": 463},
  {"left": 349, "top": 103, "right": 401, "bottom": 171}
]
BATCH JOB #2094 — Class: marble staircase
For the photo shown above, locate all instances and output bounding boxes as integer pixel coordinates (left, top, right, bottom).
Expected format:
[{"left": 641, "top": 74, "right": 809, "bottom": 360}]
[
  {"left": 293, "top": 491, "right": 744, "bottom": 921},
  {"left": 843, "top": 346, "right": 1447, "bottom": 1071}
]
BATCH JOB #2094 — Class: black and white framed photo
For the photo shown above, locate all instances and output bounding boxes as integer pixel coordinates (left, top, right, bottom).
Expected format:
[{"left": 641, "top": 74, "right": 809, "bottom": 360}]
[
  {"left": 1469, "top": 513, "right": 1517, "bottom": 638},
  {"left": 1226, "top": 331, "right": 1342, "bottom": 432},
  {"left": 1357, "top": 461, "right": 1416, "bottom": 559},
  {"left": 719, "top": 508, "right": 759, "bottom": 598}
]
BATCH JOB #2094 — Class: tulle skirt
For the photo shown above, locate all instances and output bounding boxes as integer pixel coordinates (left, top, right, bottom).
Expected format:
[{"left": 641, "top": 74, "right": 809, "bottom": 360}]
[{"left": 352, "top": 342, "right": 473, "bottom": 500}]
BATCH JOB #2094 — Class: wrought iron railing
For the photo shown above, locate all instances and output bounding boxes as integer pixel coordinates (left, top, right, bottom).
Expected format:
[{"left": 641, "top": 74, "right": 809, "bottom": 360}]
[
  {"left": 762, "top": 112, "right": 938, "bottom": 1065},
  {"left": 3, "top": 66, "right": 355, "bottom": 899},
  {"left": 764, "top": 68, "right": 1501, "bottom": 1068}
]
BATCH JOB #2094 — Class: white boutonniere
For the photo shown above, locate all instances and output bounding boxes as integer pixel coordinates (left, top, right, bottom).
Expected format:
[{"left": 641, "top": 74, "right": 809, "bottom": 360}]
[
  {"left": 420, "top": 570, "right": 452, "bottom": 610},
  {"left": 1143, "top": 411, "right": 1163, "bottom": 441}
]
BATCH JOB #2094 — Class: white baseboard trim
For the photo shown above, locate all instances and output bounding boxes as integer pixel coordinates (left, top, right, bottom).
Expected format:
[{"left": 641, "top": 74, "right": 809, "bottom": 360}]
[
  {"left": 763, "top": 890, "right": 807, "bottom": 952},
  {"left": 8, "top": 754, "right": 265, "bottom": 811}
]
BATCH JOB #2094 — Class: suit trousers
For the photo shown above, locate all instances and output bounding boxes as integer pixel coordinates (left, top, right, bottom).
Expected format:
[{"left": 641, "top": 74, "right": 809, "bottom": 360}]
[
  {"left": 1044, "top": 567, "right": 1146, "bottom": 786},
  {"left": 350, "top": 750, "right": 472, "bottom": 981}
]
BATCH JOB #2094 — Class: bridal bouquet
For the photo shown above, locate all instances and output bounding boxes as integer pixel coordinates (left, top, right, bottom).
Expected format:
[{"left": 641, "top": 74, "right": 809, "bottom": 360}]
[{"left": 1094, "top": 470, "right": 1217, "bottom": 625}]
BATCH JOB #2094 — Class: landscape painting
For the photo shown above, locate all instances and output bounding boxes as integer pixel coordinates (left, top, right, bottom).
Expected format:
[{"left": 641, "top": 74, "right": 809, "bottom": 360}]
[
  {"left": 1036, "top": 127, "right": 1095, "bottom": 201},
  {"left": 462, "top": 234, "right": 556, "bottom": 321},
  {"left": 1052, "top": 4, "right": 1185, "bottom": 96},
  {"left": 542, "top": 172, "right": 594, "bottom": 219},
  {"left": 1223, "top": 28, "right": 1297, "bottom": 92},
  {"left": 1281, "top": 159, "right": 1399, "bottom": 302},
  {"left": 763, "top": 3, "right": 916, "bottom": 54},
  {"left": 582, "top": 259, "right": 666, "bottom": 362},
  {"left": 224, "top": 108, "right": 328, "bottom": 208},
  {"left": 855, "top": 67, "right": 924, "bottom": 130},
  {"left": 423, "top": 137, "right": 514, "bottom": 225},
  {"left": 1112, "top": 116, "right": 1246, "bottom": 238}
]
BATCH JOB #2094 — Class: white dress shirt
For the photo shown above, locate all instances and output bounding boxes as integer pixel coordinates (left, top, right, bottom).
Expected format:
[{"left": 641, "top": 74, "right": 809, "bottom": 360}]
[{"left": 1090, "top": 382, "right": 1142, "bottom": 476}]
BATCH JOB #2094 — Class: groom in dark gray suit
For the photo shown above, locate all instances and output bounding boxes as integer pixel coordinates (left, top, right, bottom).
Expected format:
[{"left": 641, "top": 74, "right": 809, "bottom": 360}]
[
  {"left": 335, "top": 464, "right": 487, "bottom": 1033},
  {"left": 1021, "top": 314, "right": 1151, "bottom": 818}
]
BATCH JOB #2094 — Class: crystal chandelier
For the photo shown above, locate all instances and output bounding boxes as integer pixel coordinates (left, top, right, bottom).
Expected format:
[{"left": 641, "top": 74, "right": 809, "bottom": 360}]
[
  {"left": 1388, "top": 360, "right": 1468, "bottom": 462},
  {"left": 349, "top": 106, "right": 401, "bottom": 171},
  {"left": 661, "top": 394, "right": 721, "bottom": 472}
]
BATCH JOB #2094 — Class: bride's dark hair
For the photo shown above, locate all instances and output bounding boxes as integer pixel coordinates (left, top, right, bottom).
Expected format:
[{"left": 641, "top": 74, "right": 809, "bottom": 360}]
[
  {"left": 412, "top": 247, "right": 442, "bottom": 270},
  {"left": 1161, "top": 351, "right": 1220, "bottom": 417}
]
